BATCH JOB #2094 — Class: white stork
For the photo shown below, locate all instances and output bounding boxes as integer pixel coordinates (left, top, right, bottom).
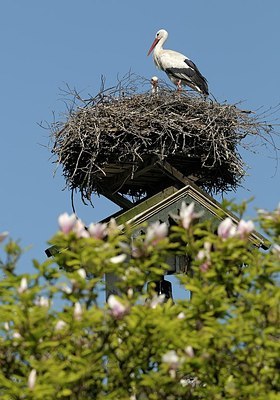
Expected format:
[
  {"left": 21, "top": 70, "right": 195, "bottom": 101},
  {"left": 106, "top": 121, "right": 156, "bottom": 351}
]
[{"left": 147, "top": 29, "right": 209, "bottom": 96}]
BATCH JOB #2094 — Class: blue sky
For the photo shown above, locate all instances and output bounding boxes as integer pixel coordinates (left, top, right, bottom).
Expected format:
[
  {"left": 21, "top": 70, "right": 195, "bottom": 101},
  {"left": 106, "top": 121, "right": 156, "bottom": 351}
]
[{"left": 1, "top": 0, "right": 279, "bottom": 279}]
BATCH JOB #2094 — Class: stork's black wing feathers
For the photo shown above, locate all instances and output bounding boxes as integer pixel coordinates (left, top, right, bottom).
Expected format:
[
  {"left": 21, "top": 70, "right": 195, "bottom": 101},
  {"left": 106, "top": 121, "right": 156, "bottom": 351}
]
[
  {"left": 184, "top": 58, "right": 201, "bottom": 74},
  {"left": 166, "top": 58, "right": 209, "bottom": 95}
]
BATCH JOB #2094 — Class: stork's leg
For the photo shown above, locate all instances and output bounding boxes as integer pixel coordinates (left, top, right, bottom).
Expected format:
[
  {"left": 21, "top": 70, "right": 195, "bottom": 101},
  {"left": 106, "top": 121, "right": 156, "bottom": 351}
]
[{"left": 176, "top": 80, "right": 182, "bottom": 92}]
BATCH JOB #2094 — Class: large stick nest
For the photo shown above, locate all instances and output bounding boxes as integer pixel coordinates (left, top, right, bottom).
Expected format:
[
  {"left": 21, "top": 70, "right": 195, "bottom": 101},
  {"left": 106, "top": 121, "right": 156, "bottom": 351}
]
[{"left": 50, "top": 75, "right": 277, "bottom": 203}]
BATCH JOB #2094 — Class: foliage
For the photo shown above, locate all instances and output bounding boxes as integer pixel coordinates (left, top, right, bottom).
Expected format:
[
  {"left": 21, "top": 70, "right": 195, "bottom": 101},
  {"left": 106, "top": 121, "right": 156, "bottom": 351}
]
[{"left": 0, "top": 203, "right": 279, "bottom": 399}]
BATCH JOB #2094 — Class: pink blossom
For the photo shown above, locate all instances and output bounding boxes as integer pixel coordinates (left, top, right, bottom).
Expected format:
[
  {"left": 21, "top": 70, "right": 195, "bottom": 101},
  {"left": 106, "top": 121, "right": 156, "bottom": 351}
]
[
  {"left": 145, "top": 221, "right": 168, "bottom": 245},
  {"left": 217, "top": 217, "right": 237, "bottom": 239},
  {"left": 107, "top": 295, "right": 128, "bottom": 319},
  {"left": 131, "top": 245, "right": 143, "bottom": 258},
  {"left": 236, "top": 219, "right": 255, "bottom": 238},
  {"left": 28, "top": 369, "right": 37, "bottom": 390},
  {"left": 0, "top": 231, "right": 9, "bottom": 243},
  {"left": 196, "top": 241, "right": 211, "bottom": 261},
  {"left": 88, "top": 222, "right": 107, "bottom": 239},
  {"left": 199, "top": 261, "right": 211, "bottom": 272},
  {"left": 177, "top": 312, "right": 185, "bottom": 319},
  {"left": 58, "top": 212, "right": 76, "bottom": 234},
  {"left": 196, "top": 242, "right": 212, "bottom": 272},
  {"left": 179, "top": 202, "right": 203, "bottom": 230},
  {"left": 73, "top": 219, "right": 89, "bottom": 238},
  {"left": 218, "top": 217, "right": 255, "bottom": 240}
]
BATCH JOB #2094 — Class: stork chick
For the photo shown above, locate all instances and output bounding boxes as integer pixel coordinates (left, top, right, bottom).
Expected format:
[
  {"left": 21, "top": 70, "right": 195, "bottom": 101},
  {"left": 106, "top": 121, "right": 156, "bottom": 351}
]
[{"left": 150, "top": 76, "right": 159, "bottom": 94}]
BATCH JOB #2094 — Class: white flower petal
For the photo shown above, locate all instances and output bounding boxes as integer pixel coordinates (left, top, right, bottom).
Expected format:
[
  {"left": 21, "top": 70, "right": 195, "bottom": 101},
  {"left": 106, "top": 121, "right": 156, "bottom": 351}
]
[
  {"left": 236, "top": 219, "right": 255, "bottom": 238},
  {"left": 217, "top": 218, "right": 236, "bottom": 239},
  {"left": 0, "top": 231, "right": 9, "bottom": 243},
  {"left": 177, "top": 312, "right": 185, "bottom": 320},
  {"left": 35, "top": 296, "right": 49, "bottom": 307},
  {"left": 55, "top": 320, "right": 67, "bottom": 331},
  {"left": 18, "top": 277, "right": 28, "bottom": 294},
  {"left": 73, "top": 302, "right": 83, "bottom": 321},
  {"left": 109, "top": 254, "right": 127, "bottom": 264},
  {"left": 150, "top": 294, "right": 166, "bottom": 309},
  {"left": 162, "top": 350, "right": 179, "bottom": 368},
  {"left": 88, "top": 222, "right": 107, "bottom": 239},
  {"left": 73, "top": 219, "right": 89, "bottom": 238},
  {"left": 61, "top": 284, "right": 72, "bottom": 294},
  {"left": 108, "top": 295, "right": 127, "bottom": 318},
  {"left": 145, "top": 221, "right": 168, "bottom": 244},
  {"left": 185, "top": 345, "right": 195, "bottom": 358},
  {"left": 179, "top": 202, "right": 203, "bottom": 229},
  {"left": 28, "top": 369, "right": 37, "bottom": 390},
  {"left": 77, "top": 268, "right": 86, "bottom": 279}
]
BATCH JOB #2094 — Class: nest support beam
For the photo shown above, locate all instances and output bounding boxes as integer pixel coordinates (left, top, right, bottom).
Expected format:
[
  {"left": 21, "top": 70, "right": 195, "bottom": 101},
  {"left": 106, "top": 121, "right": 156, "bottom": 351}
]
[
  {"left": 99, "top": 189, "right": 134, "bottom": 210},
  {"left": 100, "top": 160, "right": 200, "bottom": 211}
]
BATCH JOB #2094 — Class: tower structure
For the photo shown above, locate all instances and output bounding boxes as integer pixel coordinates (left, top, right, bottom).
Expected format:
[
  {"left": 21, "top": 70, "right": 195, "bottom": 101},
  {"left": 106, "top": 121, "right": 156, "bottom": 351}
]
[{"left": 49, "top": 78, "right": 270, "bottom": 296}]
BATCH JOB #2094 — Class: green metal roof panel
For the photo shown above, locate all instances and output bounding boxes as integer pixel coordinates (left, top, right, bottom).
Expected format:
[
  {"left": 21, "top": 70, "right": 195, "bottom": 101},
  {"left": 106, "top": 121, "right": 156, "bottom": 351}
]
[{"left": 114, "top": 184, "right": 268, "bottom": 250}]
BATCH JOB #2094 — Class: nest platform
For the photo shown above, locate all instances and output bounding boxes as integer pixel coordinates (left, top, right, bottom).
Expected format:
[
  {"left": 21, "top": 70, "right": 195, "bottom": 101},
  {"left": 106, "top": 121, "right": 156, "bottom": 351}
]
[{"left": 51, "top": 76, "right": 274, "bottom": 207}]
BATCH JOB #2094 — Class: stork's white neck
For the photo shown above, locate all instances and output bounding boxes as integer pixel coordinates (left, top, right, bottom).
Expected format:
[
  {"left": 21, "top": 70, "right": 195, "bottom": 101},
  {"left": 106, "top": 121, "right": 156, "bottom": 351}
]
[
  {"left": 153, "top": 36, "right": 167, "bottom": 61},
  {"left": 156, "top": 31, "right": 168, "bottom": 51},
  {"left": 151, "top": 30, "right": 169, "bottom": 69}
]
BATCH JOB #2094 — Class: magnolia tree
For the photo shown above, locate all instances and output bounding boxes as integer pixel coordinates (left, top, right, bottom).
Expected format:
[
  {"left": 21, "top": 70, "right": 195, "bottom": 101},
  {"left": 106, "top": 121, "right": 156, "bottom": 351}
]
[{"left": 0, "top": 202, "right": 279, "bottom": 400}]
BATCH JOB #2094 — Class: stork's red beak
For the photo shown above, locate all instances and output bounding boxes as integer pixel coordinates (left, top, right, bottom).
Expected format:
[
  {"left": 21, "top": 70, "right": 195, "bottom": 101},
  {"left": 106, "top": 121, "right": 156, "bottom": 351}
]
[{"left": 147, "top": 37, "right": 159, "bottom": 56}]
